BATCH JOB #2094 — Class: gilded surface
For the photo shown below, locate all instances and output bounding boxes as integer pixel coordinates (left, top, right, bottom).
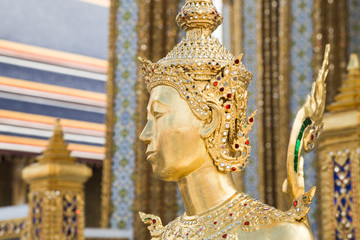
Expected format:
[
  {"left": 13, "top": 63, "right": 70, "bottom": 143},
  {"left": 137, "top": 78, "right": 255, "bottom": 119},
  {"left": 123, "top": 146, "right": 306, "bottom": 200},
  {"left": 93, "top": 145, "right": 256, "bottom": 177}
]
[
  {"left": 0, "top": 218, "right": 27, "bottom": 240},
  {"left": 140, "top": 191, "right": 314, "bottom": 239},
  {"left": 317, "top": 55, "right": 360, "bottom": 240},
  {"left": 283, "top": 45, "right": 330, "bottom": 202},
  {"left": 134, "top": 0, "right": 180, "bottom": 238},
  {"left": 138, "top": 0, "right": 328, "bottom": 239},
  {"left": 22, "top": 120, "right": 91, "bottom": 240}
]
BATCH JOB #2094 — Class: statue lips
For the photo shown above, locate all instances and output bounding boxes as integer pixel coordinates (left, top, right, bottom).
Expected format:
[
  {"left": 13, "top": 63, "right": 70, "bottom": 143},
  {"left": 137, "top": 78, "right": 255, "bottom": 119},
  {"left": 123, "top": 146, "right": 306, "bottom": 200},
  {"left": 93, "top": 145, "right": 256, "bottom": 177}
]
[{"left": 145, "top": 150, "right": 156, "bottom": 162}]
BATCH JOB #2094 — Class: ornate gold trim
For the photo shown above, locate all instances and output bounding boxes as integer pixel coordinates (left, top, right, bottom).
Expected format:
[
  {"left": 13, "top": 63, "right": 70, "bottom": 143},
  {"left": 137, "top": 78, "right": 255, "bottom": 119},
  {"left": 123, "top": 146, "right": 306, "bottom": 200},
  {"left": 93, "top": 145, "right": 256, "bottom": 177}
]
[{"left": 0, "top": 218, "right": 27, "bottom": 240}]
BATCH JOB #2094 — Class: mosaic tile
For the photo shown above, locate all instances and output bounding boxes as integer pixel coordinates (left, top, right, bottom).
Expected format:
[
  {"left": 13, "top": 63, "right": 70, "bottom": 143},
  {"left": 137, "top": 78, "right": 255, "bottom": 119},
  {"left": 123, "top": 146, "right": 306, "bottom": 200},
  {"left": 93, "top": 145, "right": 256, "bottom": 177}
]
[{"left": 111, "top": 0, "right": 138, "bottom": 230}]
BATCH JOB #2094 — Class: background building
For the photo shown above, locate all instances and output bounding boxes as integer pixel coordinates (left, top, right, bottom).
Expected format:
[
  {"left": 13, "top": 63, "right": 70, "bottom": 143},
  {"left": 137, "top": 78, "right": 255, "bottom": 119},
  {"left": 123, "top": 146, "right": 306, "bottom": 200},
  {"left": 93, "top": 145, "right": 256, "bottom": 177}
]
[
  {"left": 0, "top": 0, "right": 359, "bottom": 240},
  {"left": 0, "top": 0, "right": 108, "bottom": 229}
]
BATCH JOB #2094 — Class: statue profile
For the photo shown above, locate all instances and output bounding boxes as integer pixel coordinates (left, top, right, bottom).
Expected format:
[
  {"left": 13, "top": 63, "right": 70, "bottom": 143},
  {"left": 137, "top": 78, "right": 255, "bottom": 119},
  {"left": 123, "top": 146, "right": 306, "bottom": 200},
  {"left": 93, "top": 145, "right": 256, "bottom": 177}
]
[{"left": 138, "top": 0, "right": 330, "bottom": 239}]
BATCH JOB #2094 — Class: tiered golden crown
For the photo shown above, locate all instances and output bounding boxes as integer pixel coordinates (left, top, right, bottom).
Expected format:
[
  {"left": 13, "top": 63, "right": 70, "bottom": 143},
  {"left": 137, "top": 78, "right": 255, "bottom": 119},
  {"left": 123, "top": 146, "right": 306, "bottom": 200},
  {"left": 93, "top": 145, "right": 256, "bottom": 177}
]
[{"left": 140, "top": 0, "right": 255, "bottom": 172}]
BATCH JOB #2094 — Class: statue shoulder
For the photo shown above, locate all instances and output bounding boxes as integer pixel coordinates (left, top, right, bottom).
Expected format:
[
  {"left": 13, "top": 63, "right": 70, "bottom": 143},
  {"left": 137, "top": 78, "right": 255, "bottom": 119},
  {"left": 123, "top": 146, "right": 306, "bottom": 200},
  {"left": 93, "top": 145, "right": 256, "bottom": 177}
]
[
  {"left": 139, "top": 193, "right": 314, "bottom": 239},
  {"left": 236, "top": 216, "right": 313, "bottom": 240},
  {"left": 233, "top": 194, "right": 314, "bottom": 239},
  {"left": 266, "top": 221, "right": 314, "bottom": 240}
]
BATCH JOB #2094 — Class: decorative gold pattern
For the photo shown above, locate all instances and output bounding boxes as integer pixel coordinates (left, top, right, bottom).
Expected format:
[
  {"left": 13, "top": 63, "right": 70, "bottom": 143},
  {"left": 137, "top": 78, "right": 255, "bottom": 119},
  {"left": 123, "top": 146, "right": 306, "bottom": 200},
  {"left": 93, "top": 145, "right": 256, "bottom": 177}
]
[
  {"left": 140, "top": 191, "right": 314, "bottom": 239},
  {"left": 22, "top": 120, "right": 91, "bottom": 240},
  {"left": 328, "top": 54, "right": 360, "bottom": 112},
  {"left": 318, "top": 54, "right": 360, "bottom": 240},
  {"left": 222, "top": 0, "right": 244, "bottom": 191},
  {"left": 137, "top": 1, "right": 330, "bottom": 239},
  {"left": 0, "top": 218, "right": 27, "bottom": 240},
  {"left": 283, "top": 45, "right": 330, "bottom": 206},
  {"left": 140, "top": 0, "right": 256, "bottom": 173}
]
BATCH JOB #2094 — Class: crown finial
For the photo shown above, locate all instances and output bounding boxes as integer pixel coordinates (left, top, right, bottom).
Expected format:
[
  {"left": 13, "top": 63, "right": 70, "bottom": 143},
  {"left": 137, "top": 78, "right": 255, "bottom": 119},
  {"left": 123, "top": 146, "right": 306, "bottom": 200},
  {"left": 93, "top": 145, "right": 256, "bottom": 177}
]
[
  {"left": 176, "top": 0, "right": 223, "bottom": 38},
  {"left": 328, "top": 54, "right": 360, "bottom": 112},
  {"left": 347, "top": 53, "right": 360, "bottom": 73},
  {"left": 37, "top": 119, "right": 76, "bottom": 163}
]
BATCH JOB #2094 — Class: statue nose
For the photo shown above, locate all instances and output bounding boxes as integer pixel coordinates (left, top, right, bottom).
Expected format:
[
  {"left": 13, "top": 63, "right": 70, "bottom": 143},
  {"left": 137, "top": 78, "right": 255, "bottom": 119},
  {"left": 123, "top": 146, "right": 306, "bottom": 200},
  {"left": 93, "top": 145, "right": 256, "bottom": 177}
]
[{"left": 139, "top": 120, "right": 153, "bottom": 144}]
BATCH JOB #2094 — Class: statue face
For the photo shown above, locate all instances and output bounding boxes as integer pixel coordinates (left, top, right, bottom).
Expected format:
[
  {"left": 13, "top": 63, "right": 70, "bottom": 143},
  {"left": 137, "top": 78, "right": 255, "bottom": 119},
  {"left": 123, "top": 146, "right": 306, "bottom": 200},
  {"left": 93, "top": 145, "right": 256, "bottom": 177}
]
[{"left": 140, "top": 86, "right": 207, "bottom": 181}]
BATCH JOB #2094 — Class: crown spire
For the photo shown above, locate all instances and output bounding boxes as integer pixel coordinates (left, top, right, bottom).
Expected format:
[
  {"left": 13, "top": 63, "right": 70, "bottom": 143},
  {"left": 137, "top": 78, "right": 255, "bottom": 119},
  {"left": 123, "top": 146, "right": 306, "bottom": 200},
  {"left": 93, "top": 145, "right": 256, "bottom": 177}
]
[
  {"left": 328, "top": 54, "right": 360, "bottom": 112},
  {"left": 176, "top": 0, "right": 223, "bottom": 38},
  {"left": 37, "top": 119, "right": 75, "bottom": 163}
]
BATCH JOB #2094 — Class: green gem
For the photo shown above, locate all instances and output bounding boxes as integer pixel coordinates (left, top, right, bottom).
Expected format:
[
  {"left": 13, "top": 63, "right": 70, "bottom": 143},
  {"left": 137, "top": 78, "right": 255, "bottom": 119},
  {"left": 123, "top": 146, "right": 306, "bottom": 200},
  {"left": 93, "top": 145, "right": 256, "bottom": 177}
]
[{"left": 293, "top": 118, "right": 312, "bottom": 172}]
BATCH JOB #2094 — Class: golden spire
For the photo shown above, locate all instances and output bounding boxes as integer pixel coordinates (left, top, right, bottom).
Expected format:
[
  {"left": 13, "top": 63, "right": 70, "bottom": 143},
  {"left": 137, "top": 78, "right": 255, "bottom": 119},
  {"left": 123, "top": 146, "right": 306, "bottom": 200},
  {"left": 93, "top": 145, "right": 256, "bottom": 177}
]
[
  {"left": 328, "top": 54, "right": 360, "bottom": 112},
  {"left": 176, "top": 0, "right": 223, "bottom": 37},
  {"left": 37, "top": 119, "right": 76, "bottom": 163}
]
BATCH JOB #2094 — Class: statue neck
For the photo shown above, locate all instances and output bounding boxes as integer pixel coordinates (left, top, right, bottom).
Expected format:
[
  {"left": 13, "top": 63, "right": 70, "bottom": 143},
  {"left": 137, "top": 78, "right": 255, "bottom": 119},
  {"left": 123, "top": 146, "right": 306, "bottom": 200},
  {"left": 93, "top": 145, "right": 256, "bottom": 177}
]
[{"left": 177, "top": 159, "right": 238, "bottom": 216}]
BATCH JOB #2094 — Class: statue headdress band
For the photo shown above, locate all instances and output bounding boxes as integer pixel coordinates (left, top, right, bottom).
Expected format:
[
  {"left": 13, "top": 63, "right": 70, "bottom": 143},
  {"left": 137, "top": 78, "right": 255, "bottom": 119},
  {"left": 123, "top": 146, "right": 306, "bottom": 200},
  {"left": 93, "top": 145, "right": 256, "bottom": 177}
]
[{"left": 139, "top": 0, "right": 256, "bottom": 173}]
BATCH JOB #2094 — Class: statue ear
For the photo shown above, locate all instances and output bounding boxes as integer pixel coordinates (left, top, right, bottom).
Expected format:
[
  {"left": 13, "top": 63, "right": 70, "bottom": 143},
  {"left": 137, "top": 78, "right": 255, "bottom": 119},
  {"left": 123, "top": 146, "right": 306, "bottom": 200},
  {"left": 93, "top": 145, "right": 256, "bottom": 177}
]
[{"left": 199, "top": 103, "right": 221, "bottom": 139}]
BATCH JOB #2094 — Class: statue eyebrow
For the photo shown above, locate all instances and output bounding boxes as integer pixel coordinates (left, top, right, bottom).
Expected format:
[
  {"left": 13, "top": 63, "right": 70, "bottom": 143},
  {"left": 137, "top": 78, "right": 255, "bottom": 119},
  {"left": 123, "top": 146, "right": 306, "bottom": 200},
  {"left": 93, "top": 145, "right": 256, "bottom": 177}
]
[{"left": 149, "top": 99, "right": 170, "bottom": 114}]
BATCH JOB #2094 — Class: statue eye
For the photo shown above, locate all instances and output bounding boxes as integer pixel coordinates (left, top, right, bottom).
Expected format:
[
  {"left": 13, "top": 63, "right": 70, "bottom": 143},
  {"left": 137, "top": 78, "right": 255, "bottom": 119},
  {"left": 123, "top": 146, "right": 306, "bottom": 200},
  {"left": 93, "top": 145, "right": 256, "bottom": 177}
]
[{"left": 153, "top": 111, "right": 164, "bottom": 119}]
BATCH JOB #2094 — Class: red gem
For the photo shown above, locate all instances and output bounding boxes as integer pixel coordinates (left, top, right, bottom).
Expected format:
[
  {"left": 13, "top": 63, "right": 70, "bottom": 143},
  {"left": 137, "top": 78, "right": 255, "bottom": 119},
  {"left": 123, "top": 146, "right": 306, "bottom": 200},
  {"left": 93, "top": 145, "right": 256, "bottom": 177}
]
[
  {"left": 235, "top": 59, "right": 240, "bottom": 64},
  {"left": 222, "top": 234, "right": 228, "bottom": 238},
  {"left": 199, "top": 228, "right": 202, "bottom": 231},
  {"left": 229, "top": 213, "right": 233, "bottom": 216},
  {"left": 231, "top": 167, "right": 236, "bottom": 171},
  {"left": 226, "top": 105, "right": 231, "bottom": 110},
  {"left": 186, "top": 233, "right": 189, "bottom": 236},
  {"left": 213, "top": 82, "right": 218, "bottom": 87},
  {"left": 245, "top": 140, "right": 250, "bottom": 145},
  {"left": 244, "top": 221, "right": 250, "bottom": 226},
  {"left": 311, "top": 134, "right": 315, "bottom": 140},
  {"left": 235, "top": 144, "right": 239, "bottom": 149},
  {"left": 212, "top": 67, "right": 215, "bottom": 71},
  {"left": 293, "top": 201, "right": 298, "bottom": 207},
  {"left": 244, "top": 203, "right": 247, "bottom": 206},
  {"left": 249, "top": 118, "right": 254, "bottom": 123},
  {"left": 152, "top": 219, "right": 156, "bottom": 224},
  {"left": 220, "top": 87, "right": 224, "bottom": 92},
  {"left": 214, "top": 221, "right": 217, "bottom": 225},
  {"left": 151, "top": 69, "right": 154, "bottom": 72},
  {"left": 227, "top": 93, "right": 232, "bottom": 98}
]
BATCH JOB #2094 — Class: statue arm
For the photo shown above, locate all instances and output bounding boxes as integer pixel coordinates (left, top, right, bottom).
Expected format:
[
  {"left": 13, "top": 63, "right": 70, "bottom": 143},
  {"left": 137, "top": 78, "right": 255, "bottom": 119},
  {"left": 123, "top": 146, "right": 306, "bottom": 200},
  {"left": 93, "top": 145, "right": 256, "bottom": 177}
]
[{"left": 283, "top": 44, "right": 330, "bottom": 204}]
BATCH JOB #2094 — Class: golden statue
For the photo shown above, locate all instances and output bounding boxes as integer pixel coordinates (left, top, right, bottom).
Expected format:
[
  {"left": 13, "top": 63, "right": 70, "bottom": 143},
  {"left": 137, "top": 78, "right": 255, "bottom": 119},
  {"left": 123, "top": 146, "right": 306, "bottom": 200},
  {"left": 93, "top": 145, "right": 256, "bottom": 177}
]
[{"left": 138, "top": 0, "right": 330, "bottom": 239}]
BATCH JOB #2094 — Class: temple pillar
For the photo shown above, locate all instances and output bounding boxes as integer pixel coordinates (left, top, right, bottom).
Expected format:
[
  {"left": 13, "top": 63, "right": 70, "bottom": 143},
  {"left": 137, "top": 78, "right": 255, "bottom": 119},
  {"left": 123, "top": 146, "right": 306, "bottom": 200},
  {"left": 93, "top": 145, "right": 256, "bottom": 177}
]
[
  {"left": 12, "top": 157, "right": 28, "bottom": 205},
  {"left": 318, "top": 54, "right": 360, "bottom": 240},
  {"left": 22, "top": 120, "right": 92, "bottom": 240}
]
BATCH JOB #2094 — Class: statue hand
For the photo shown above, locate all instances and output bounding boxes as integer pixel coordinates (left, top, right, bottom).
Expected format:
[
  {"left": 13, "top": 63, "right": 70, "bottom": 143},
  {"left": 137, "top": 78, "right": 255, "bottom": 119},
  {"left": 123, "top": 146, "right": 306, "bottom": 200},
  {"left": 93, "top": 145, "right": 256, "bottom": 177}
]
[{"left": 139, "top": 212, "right": 164, "bottom": 239}]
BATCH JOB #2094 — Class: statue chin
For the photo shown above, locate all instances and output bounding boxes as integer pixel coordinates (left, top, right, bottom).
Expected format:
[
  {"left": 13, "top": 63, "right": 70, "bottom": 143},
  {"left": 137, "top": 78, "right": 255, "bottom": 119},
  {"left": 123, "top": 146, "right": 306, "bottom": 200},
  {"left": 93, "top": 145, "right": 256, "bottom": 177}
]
[{"left": 150, "top": 164, "right": 176, "bottom": 182}]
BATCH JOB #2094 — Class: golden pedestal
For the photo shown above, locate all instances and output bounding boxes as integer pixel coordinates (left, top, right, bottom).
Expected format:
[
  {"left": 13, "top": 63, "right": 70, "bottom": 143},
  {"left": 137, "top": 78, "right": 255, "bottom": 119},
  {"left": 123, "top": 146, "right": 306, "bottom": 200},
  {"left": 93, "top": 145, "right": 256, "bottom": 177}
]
[
  {"left": 318, "top": 54, "right": 360, "bottom": 239},
  {"left": 22, "top": 120, "right": 92, "bottom": 240}
]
